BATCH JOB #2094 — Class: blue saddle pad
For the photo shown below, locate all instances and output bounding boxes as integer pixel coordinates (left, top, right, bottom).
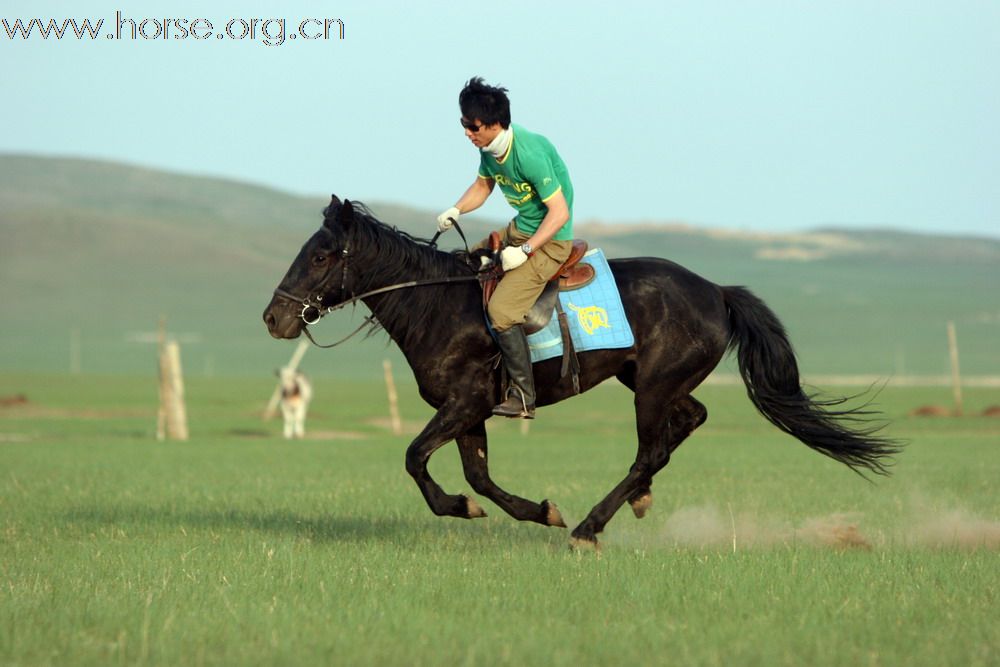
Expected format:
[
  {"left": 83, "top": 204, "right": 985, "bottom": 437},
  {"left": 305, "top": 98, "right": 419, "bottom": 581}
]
[{"left": 527, "top": 248, "right": 634, "bottom": 363}]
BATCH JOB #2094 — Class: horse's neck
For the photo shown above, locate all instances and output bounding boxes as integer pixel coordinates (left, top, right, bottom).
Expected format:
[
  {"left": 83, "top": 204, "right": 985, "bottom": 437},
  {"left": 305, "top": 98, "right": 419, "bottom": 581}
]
[
  {"left": 351, "top": 238, "right": 477, "bottom": 353},
  {"left": 348, "top": 239, "right": 443, "bottom": 295}
]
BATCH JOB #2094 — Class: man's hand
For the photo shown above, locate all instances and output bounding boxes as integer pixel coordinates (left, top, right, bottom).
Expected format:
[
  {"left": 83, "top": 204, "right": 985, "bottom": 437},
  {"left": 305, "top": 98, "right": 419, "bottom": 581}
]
[
  {"left": 500, "top": 245, "right": 529, "bottom": 271},
  {"left": 436, "top": 207, "right": 460, "bottom": 233}
]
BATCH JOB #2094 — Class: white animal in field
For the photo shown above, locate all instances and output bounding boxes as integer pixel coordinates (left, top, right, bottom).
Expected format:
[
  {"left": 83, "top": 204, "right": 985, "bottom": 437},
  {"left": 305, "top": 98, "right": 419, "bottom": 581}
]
[{"left": 277, "top": 367, "right": 312, "bottom": 439}]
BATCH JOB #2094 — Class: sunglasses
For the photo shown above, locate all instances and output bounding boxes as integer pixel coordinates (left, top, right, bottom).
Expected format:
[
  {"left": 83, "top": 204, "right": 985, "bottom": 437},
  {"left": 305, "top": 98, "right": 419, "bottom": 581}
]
[{"left": 460, "top": 118, "right": 484, "bottom": 132}]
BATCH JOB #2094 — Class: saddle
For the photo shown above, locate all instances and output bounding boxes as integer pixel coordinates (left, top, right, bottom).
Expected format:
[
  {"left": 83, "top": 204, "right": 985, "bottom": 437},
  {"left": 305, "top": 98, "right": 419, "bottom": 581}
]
[
  {"left": 482, "top": 233, "right": 593, "bottom": 394},
  {"left": 481, "top": 233, "right": 596, "bottom": 312}
]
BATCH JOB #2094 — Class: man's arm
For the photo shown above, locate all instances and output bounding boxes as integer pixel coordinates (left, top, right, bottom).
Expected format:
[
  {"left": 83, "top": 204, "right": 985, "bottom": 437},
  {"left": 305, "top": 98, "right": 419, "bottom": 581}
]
[
  {"left": 524, "top": 189, "right": 569, "bottom": 249},
  {"left": 455, "top": 176, "right": 495, "bottom": 214},
  {"left": 497, "top": 188, "right": 570, "bottom": 271}
]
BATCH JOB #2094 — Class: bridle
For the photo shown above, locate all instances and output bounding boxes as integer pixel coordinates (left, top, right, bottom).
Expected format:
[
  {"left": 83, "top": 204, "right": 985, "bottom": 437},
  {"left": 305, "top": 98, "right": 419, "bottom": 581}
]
[
  {"left": 271, "top": 233, "right": 353, "bottom": 327},
  {"left": 270, "top": 220, "right": 485, "bottom": 348}
]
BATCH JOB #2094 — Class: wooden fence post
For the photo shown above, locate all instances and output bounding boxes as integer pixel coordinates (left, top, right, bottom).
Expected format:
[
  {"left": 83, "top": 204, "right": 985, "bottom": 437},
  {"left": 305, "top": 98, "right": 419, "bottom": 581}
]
[
  {"left": 383, "top": 359, "right": 402, "bottom": 436},
  {"left": 947, "top": 321, "right": 963, "bottom": 416},
  {"left": 157, "top": 333, "right": 189, "bottom": 441}
]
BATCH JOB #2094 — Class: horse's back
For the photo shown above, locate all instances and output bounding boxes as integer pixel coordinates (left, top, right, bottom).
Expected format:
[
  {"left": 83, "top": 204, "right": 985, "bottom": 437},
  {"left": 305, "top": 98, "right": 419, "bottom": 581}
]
[
  {"left": 608, "top": 256, "right": 730, "bottom": 356},
  {"left": 609, "top": 256, "right": 726, "bottom": 310}
]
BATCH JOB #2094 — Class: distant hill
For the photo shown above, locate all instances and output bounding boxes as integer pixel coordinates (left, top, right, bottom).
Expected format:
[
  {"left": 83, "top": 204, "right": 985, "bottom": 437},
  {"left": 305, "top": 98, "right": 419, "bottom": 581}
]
[{"left": 2, "top": 153, "right": 997, "bottom": 379}]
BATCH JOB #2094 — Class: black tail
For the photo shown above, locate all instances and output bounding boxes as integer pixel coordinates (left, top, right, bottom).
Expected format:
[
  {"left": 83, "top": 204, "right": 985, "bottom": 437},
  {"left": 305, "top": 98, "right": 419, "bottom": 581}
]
[{"left": 722, "top": 286, "right": 901, "bottom": 477}]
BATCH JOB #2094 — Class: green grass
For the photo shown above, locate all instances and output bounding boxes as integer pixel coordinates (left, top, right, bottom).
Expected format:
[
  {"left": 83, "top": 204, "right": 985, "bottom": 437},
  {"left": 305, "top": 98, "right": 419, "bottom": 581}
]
[{"left": 1, "top": 374, "right": 998, "bottom": 666}]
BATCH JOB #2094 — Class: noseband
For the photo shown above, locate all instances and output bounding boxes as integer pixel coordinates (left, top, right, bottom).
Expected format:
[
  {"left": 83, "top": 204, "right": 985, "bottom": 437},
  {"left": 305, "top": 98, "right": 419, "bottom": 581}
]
[{"left": 272, "top": 242, "right": 352, "bottom": 326}]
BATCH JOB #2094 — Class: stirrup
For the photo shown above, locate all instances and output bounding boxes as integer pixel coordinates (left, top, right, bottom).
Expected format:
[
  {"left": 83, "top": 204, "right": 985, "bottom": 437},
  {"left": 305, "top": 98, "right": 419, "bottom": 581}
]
[{"left": 492, "top": 390, "right": 535, "bottom": 419}]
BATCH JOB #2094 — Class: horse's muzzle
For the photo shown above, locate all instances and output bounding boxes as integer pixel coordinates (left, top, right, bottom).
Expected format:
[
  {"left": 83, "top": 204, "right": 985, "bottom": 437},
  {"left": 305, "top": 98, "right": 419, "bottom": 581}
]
[{"left": 263, "top": 298, "right": 304, "bottom": 340}]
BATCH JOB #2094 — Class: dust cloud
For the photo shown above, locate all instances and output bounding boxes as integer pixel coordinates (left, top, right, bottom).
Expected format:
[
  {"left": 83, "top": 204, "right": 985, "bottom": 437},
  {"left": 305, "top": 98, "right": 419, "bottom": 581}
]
[
  {"left": 906, "top": 508, "right": 1000, "bottom": 549},
  {"left": 655, "top": 503, "right": 1000, "bottom": 550}
]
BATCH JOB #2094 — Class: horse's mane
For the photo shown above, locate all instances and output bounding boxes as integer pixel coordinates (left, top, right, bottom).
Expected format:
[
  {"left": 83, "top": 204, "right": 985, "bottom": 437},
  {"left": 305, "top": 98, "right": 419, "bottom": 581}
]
[
  {"left": 331, "top": 201, "right": 479, "bottom": 347},
  {"left": 338, "top": 201, "right": 472, "bottom": 280}
]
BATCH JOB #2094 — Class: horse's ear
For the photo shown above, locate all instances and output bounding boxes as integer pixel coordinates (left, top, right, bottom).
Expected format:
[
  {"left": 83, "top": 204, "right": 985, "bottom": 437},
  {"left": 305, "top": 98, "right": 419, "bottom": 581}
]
[
  {"left": 322, "top": 196, "right": 353, "bottom": 230},
  {"left": 336, "top": 199, "right": 355, "bottom": 228}
]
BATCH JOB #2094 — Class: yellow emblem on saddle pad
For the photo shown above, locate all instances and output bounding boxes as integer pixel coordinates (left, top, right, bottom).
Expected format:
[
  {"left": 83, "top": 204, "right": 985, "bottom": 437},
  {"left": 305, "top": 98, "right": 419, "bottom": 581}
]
[
  {"left": 526, "top": 249, "right": 634, "bottom": 363},
  {"left": 567, "top": 302, "right": 611, "bottom": 335}
]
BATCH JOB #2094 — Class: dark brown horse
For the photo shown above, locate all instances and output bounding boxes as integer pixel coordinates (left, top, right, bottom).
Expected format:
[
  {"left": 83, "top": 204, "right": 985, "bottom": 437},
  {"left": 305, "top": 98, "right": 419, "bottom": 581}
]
[{"left": 263, "top": 197, "right": 899, "bottom": 548}]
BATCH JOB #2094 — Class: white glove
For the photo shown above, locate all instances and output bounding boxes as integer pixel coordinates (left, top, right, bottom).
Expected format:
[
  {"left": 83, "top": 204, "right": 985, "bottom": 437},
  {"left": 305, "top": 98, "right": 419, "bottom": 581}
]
[
  {"left": 436, "top": 206, "right": 460, "bottom": 233},
  {"left": 500, "top": 245, "right": 529, "bottom": 271}
]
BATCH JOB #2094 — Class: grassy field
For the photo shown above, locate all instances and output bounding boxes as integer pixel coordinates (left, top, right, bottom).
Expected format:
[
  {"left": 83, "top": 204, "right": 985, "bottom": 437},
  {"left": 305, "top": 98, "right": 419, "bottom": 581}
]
[{"left": 1, "top": 373, "right": 998, "bottom": 666}]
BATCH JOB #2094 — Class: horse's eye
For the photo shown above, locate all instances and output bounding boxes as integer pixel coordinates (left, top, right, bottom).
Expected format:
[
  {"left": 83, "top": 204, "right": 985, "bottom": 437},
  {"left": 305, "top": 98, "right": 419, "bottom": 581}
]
[{"left": 312, "top": 254, "right": 327, "bottom": 266}]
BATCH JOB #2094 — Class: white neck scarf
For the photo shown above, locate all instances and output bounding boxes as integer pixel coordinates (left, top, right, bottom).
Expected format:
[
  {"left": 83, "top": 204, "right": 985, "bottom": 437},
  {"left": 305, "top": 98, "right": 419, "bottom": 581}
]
[{"left": 483, "top": 126, "right": 513, "bottom": 159}]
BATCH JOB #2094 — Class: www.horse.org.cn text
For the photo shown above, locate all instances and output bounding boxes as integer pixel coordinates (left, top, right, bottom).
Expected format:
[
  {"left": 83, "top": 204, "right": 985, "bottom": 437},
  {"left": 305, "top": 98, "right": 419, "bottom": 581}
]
[{"left": 1, "top": 12, "right": 346, "bottom": 47}]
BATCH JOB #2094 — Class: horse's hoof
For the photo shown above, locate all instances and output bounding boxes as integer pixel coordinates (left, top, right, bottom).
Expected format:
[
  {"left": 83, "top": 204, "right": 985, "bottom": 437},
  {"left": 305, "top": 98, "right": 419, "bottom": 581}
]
[
  {"left": 569, "top": 536, "right": 601, "bottom": 553},
  {"left": 542, "top": 500, "right": 567, "bottom": 528},
  {"left": 629, "top": 492, "right": 653, "bottom": 519},
  {"left": 464, "top": 496, "right": 488, "bottom": 519}
]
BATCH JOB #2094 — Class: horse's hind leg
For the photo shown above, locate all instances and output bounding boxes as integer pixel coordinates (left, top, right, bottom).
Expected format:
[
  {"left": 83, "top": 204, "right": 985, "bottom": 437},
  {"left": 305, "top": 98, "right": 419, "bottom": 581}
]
[
  {"left": 627, "top": 396, "right": 707, "bottom": 518},
  {"left": 571, "top": 394, "right": 707, "bottom": 547},
  {"left": 456, "top": 422, "right": 566, "bottom": 528}
]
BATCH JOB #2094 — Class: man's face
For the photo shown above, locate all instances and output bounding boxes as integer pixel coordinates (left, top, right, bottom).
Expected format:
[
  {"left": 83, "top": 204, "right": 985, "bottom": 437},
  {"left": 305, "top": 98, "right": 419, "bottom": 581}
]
[{"left": 461, "top": 117, "right": 503, "bottom": 149}]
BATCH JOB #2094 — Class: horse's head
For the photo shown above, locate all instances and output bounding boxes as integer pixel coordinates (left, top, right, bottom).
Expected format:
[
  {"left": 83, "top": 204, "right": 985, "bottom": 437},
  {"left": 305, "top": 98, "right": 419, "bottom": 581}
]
[{"left": 263, "top": 194, "right": 357, "bottom": 339}]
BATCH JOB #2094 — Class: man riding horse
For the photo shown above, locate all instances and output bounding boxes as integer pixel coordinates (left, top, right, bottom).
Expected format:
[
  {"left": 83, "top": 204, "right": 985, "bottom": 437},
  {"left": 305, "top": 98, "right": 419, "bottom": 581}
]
[{"left": 437, "top": 76, "right": 575, "bottom": 420}]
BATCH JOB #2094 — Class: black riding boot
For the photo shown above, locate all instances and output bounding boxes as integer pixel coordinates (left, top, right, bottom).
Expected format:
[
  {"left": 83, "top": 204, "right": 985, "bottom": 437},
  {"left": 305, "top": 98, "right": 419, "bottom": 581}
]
[{"left": 493, "top": 325, "right": 536, "bottom": 419}]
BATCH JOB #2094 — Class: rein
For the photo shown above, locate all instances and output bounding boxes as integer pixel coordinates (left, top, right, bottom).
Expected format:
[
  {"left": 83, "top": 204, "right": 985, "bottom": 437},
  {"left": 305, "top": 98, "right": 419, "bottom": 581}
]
[
  {"left": 272, "top": 219, "right": 484, "bottom": 349},
  {"left": 428, "top": 215, "right": 470, "bottom": 251}
]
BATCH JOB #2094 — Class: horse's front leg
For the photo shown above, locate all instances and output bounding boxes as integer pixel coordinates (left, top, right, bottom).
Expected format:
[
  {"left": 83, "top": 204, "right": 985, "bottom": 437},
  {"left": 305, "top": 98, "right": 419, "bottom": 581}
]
[
  {"left": 456, "top": 421, "right": 566, "bottom": 528},
  {"left": 404, "top": 406, "right": 489, "bottom": 520}
]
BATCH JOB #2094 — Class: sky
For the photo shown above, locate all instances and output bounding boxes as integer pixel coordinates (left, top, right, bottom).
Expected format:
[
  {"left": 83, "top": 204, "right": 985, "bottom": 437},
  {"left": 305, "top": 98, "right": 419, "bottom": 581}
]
[{"left": 3, "top": 1, "right": 998, "bottom": 238}]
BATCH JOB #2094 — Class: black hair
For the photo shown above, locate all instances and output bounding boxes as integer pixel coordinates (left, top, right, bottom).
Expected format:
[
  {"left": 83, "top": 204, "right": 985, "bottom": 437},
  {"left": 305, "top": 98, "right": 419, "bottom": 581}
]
[{"left": 459, "top": 77, "right": 511, "bottom": 129}]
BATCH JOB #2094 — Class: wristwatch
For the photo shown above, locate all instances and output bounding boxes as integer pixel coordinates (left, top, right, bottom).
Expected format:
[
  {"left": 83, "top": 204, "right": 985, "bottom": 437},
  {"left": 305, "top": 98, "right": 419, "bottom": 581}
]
[{"left": 520, "top": 243, "right": 533, "bottom": 256}]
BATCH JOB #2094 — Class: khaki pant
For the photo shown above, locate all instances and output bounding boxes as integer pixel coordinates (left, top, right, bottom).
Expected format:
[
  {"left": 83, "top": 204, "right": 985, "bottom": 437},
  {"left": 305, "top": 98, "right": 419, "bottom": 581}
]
[{"left": 479, "top": 221, "right": 573, "bottom": 332}]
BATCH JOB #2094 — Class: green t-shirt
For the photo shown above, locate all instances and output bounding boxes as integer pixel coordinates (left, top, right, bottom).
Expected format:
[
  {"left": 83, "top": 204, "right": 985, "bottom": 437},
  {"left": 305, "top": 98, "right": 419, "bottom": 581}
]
[{"left": 477, "top": 123, "right": 574, "bottom": 241}]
